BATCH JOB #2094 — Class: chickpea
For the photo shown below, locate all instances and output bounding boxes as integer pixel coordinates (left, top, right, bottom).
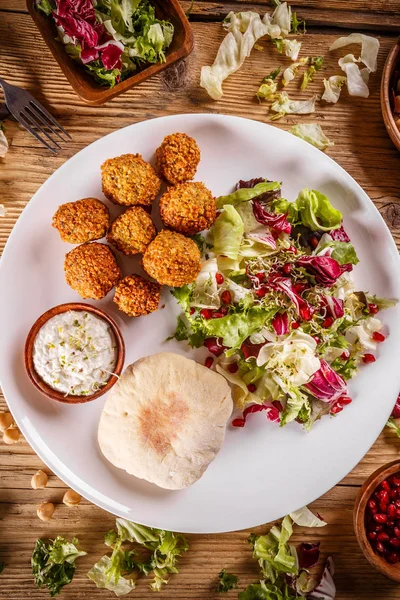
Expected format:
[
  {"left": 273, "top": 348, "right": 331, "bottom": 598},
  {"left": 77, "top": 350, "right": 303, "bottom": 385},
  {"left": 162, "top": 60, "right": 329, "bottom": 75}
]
[
  {"left": 37, "top": 502, "right": 55, "bottom": 522},
  {"left": 3, "top": 426, "right": 20, "bottom": 445},
  {"left": 31, "top": 470, "right": 49, "bottom": 490},
  {"left": 63, "top": 489, "right": 82, "bottom": 507},
  {"left": 0, "top": 412, "right": 13, "bottom": 433}
]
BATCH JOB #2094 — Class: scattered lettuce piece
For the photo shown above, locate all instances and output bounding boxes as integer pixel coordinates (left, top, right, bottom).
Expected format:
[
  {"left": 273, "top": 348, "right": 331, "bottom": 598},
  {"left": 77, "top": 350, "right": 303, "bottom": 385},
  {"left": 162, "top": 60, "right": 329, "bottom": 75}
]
[
  {"left": 291, "top": 11, "right": 306, "bottom": 34},
  {"left": 290, "top": 506, "right": 327, "bottom": 528},
  {"left": 330, "top": 33, "right": 379, "bottom": 73},
  {"left": 0, "top": 128, "right": 8, "bottom": 158},
  {"left": 301, "top": 55, "right": 324, "bottom": 90},
  {"left": 289, "top": 123, "right": 334, "bottom": 151},
  {"left": 322, "top": 75, "right": 347, "bottom": 103},
  {"left": 267, "top": 66, "right": 282, "bottom": 80},
  {"left": 270, "top": 93, "right": 316, "bottom": 120},
  {"left": 217, "top": 569, "right": 239, "bottom": 592},
  {"left": 338, "top": 54, "right": 369, "bottom": 98},
  {"left": 282, "top": 58, "right": 308, "bottom": 86},
  {"left": 212, "top": 205, "right": 244, "bottom": 260},
  {"left": 239, "top": 581, "right": 296, "bottom": 599},
  {"left": 386, "top": 417, "right": 400, "bottom": 437},
  {"left": 32, "top": 536, "right": 86, "bottom": 597},
  {"left": 257, "top": 79, "right": 278, "bottom": 101}
]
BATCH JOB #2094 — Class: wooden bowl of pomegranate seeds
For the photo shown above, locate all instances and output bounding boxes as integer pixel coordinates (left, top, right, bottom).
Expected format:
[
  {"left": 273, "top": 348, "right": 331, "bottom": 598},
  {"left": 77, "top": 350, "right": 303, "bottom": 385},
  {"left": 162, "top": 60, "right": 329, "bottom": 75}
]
[{"left": 354, "top": 460, "right": 400, "bottom": 582}]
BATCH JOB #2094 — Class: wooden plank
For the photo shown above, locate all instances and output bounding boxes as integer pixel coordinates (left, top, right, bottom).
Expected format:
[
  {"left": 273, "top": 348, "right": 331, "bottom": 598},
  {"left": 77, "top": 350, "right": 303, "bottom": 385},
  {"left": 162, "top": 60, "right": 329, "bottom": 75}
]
[{"left": 0, "top": 13, "right": 400, "bottom": 600}]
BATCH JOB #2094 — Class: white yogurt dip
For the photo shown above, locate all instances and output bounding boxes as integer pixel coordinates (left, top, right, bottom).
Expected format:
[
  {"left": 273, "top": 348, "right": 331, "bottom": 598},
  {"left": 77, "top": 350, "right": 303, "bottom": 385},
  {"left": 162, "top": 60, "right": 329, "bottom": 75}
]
[{"left": 33, "top": 310, "right": 117, "bottom": 396}]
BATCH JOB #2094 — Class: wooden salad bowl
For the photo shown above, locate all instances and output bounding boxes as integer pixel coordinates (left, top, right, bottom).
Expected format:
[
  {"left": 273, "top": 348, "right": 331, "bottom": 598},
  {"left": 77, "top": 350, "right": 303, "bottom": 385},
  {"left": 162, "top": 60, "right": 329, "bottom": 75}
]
[
  {"left": 354, "top": 460, "right": 400, "bottom": 582},
  {"left": 381, "top": 39, "right": 400, "bottom": 151},
  {"left": 26, "top": 0, "right": 194, "bottom": 105},
  {"left": 24, "top": 302, "right": 125, "bottom": 404}
]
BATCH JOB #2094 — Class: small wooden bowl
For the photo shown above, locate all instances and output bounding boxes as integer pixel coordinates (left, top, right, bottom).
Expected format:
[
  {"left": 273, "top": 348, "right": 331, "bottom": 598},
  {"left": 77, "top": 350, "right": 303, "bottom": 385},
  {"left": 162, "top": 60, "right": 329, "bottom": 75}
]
[
  {"left": 381, "top": 39, "right": 400, "bottom": 151},
  {"left": 354, "top": 460, "right": 400, "bottom": 582},
  {"left": 24, "top": 303, "right": 125, "bottom": 404},
  {"left": 26, "top": 0, "right": 194, "bottom": 105}
]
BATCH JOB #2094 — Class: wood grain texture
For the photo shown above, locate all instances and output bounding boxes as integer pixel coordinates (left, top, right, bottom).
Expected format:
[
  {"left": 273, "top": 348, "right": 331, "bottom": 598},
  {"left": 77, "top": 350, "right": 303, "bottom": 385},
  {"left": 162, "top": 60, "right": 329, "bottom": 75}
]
[{"left": 0, "top": 9, "right": 400, "bottom": 600}]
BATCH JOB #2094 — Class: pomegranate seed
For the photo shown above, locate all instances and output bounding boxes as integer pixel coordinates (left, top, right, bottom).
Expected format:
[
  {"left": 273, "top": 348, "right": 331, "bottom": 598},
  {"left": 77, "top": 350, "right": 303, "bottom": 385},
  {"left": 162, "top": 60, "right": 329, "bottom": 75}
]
[
  {"left": 200, "top": 308, "right": 213, "bottom": 320},
  {"left": 300, "top": 306, "right": 313, "bottom": 321},
  {"left": 340, "top": 350, "right": 350, "bottom": 360},
  {"left": 368, "top": 499, "right": 378, "bottom": 512},
  {"left": 313, "top": 336, "right": 321, "bottom": 344},
  {"left": 395, "top": 500, "right": 400, "bottom": 509},
  {"left": 215, "top": 273, "right": 224, "bottom": 285},
  {"left": 291, "top": 321, "right": 300, "bottom": 330},
  {"left": 375, "top": 525, "right": 384, "bottom": 532},
  {"left": 247, "top": 383, "right": 257, "bottom": 393},
  {"left": 293, "top": 282, "right": 308, "bottom": 294},
  {"left": 368, "top": 531, "right": 377, "bottom": 541},
  {"left": 388, "top": 521, "right": 396, "bottom": 528},
  {"left": 374, "top": 514, "right": 388, "bottom": 524},
  {"left": 376, "top": 541, "right": 386, "bottom": 553},
  {"left": 368, "top": 303, "right": 379, "bottom": 314},
  {"left": 255, "top": 272, "right": 265, "bottom": 282},
  {"left": 220, "top": 306, "right": 229, "bottom": 316},
  {"left": 255, "top": 287, "right": 268, "bottom": 298},
  {"left": 390, "top": 538, "right": 400, "bottom": 547},
  {"left": 363, "top": 353, "right": 376, "bottom": 364},
  {"left": 338, "top": 396, "right": 352, "bottom": 406},
  {"left": 388, "top": 552, "right": 400, "bottom": 563},
  {"left": 381, "top": 480, "right": 391, "bottom": 491},
  {"left": 372, "top": 331, "right": 386, "bottom": 342},
  {"left": 394, "top": 527, "right": 400, "bottom": 538},
  {"left": 379, "top": 490, "right": 389, "bottom": 504},
  {"left": 232, "top": 418, "right": 246, "bottom": 428},
  {"left": 380, "top": 502, "right": 389, "bottom": 513},
  {"left": 221, "top": 290, "right": 232, "bottom": 305},
  {"left": 282, "top": 263, "right": 292, "bottom": 275},
  {"left": 309, "top": 236, "right": 319, "bottom": 249},
  {"left": 390, "top": 476, "right": 400, "bottom": 487},
  {"left": 389, "top": 489, "right": 397, "bottom": 500},
  {"left": 288, "top": 245, "right": 298, "bottom": 254},
  {"left": 228, "top": 363, "right": 239, "bottom": 374},
  {"left": 205, "top": 357, "right": 214, "bottom": 369},
  {"left": 330, "top": 404, "right": 343, "bottom": 415},
  {"left": 322, "top": 317, "right": 334, "bottom": 328},
  {"left": 388, "top": 504, "right": 397, "bottom": 519},
  {"left": 189, "top": 307, "right": 195, "bottom": 315},
  {"left": 272, "top": 400, "right": 284, "bottom": 412},
  {"left": 377, "top": 532, "right": 390, "bottom": 542}
]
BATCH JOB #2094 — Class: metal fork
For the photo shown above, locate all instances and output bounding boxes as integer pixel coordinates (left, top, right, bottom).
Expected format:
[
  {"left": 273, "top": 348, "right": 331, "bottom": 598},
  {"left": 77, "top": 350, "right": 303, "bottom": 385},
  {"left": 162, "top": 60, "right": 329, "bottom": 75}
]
[{"left": 0, "top": 78, "right": 71, "bottom": 153}]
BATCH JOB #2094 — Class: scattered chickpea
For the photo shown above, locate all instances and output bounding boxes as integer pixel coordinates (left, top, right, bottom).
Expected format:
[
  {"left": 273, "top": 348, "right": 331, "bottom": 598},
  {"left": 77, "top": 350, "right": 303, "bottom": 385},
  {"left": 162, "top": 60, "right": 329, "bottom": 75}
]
[
  {"left": 0, "top": 412, "right": 13, "bottom": 433},
  {"left": 3, "top": 426, "right": 20, "bottom": 445},
  {"left": 63, "top": 489, "right": 82, "bottom": 507},
  {"left": 37, "top": 502, "right": 55, "bottom": 522},
  {"left": 31, "top": 470, "right": 49, "bottom": 490}
]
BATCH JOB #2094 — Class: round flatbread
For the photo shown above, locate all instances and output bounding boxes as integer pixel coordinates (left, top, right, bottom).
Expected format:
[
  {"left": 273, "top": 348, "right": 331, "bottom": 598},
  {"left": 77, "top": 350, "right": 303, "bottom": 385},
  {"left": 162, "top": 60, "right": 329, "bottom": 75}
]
[{"left": 98, "top": 352, "right": 233, "bottom": 490}]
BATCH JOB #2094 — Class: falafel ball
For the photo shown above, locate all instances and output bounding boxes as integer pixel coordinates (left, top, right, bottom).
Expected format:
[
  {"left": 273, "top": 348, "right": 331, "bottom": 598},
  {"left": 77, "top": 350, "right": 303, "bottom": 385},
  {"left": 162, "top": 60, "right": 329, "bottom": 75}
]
[
  {"left": 142, "top": 230, "right": 201, "bottom": 287},
  {"left": 155, "top": 133, "right": 200, "bottom": 185},
  {"left": 107, "top": 207, "right": 157, "bottom": 256},
  {"left": 113, "top": 274, "right": 161, "bottom": 317},
  {"left": 52, "top": 198, "right": 110, "bottom": 244},
  {"left": 64, "top": 242, "right": 121, "bottom": 300},
  {"left": 159, "top": 181, "right": 216, "bottom": 235},
  {"left": 101, "top": 153, "right": 161, "bottom": 207}
]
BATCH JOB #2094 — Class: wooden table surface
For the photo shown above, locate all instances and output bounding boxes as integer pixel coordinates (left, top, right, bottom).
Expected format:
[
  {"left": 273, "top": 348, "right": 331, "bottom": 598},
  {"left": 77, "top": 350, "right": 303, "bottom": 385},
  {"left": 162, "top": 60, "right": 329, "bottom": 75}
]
[{"left": 1, "top": 1, "right": 400, "bottom": 598}]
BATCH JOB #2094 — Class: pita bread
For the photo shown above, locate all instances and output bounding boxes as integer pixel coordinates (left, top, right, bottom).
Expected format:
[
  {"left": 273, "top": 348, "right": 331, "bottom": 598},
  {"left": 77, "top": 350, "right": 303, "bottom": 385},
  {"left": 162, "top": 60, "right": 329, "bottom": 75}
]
[{"left": 98, "top": 352, "right": 233, "bottom": 490}]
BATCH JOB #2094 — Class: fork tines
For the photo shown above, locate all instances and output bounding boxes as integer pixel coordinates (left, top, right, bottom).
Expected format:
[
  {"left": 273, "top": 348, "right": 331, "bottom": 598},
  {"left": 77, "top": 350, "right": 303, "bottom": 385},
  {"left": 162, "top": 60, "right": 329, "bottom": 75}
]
[{"left": 18, "top": 100, "right": 71, "bottom": 154}]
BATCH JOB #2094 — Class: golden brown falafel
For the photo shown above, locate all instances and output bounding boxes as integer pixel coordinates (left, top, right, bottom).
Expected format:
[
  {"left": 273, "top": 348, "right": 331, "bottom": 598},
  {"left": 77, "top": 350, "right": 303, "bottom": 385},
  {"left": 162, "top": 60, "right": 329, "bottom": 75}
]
[
  {"left": 155, "top": 133, "right": 200, "bottom": 185},
  {"left": 52, "top": 198, "right": 110, "bottom": 244},
  {"left": 159, "top": 181, "right": 216, "bottom": 235},
  {"left": 101, "top": 154, "right": 161, "bottom": 207},
  {"left": 113, "top": 274, "right": 161, "bottom": 317},
  {"left": 64, "top": 242, "right": 121, "bottom": 300},
  {"left": 107, "top": 207, "right": 157, "bottom": 256},
  {"left": 142, "top": 230, "right": 201, "bottom": 287}
]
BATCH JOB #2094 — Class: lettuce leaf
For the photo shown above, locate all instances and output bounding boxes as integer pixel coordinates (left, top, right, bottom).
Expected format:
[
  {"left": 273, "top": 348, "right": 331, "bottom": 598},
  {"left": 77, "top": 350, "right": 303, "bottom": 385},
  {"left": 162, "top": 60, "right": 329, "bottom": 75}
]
[
  {"left": 87, "top": 556, "right": 136, "bottom": 597},
  {"left": 330, "top": 33, "right": 379, "bottom": 73},
  {"left": 289, "top": 123, "right": 334, "bottom": 151},
  {"left": 0, "top": 128, "right": 9, "bottom": 158},
  {"left": 270, "top": 93, "right": 317, "bottom": 120},
  {"left": 365, "top": 294, "right": 397, "bottom": 310},
  {"left": 282, "top": 58, "right": 308, "bottom": 86},
  {"left": 216, "top": 182, "right": 281, "bottom": 209},
  {"left": 204, "top": 307, "right": 276, "bottom": 349},
  {"left": 290, "top": 506, "right": 327, "bottom": 527},
  {"left": 212, "top": 205, "right": 244, "bottom": 260},
  {"left": 281, "top": 188, "right": 342, "bottom": 231},
  {"left": 32, "top": 537, "right": 86, "bottom": 597},
  {"left": 387, "top": 417, "right": 400, "bottom": 437},
  {"left": 251, "top": 516, "right": 297, "bottom": 583},
  {"left": 317, "top": 240, "right": 359, "bottom": 265},
  {"left": 321, "top": 75, "right": 346, "bottom": 104},
  {"left": 338, "top": 54, "right": 369, "bottom": 98}
]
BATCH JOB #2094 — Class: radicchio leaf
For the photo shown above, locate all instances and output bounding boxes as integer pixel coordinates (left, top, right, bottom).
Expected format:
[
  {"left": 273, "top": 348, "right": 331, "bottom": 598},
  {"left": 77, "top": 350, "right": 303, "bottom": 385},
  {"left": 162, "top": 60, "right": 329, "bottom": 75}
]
[
  {"left": 298, "top": 542, "right": 320, "bottom": 569},
  {"left": 232, "top": 403, "right": 280, "bottom": 427},
  {"left": 321, "top": 296, "right": 344, "bottom": 319},
  {"left": 304, "top": 359, "right": 347, "bottom": 402},
  {"left": 81, "top": 47, "right": 99, "bottom": 63},
  {"left": 391, "top": 393, "right": 400, "bottom": 419},
  {"left": 100, "top": 41, "right": 123, "bottom": 70},
  {"left": 296, "top": 255, "right": 342, "bottom": 288},
  {"left": 241, "top": 339, "right": 265, "bottom": 359},
  {"left": 307, "top": 556, "right": 336, "bottom": 600},
  {"left": 329, "top": 225, "right": 350, "bottom": 243},
  {"left": 339, "top": 263, "right": 353, "bottom": 275},
  {"left": 271, "top": 312, "right": 289, "bottom": 335},
  {"left": 54, "top": 13, "right": 100, "bottom": 46},
  {"left": 236, "top": 178, "right": 281, "bottom": 203},
  {"left": 204, "top": 337, "right": 227, "bottom": 356},
  {"left": 269, "top": 275, "right": 315, "bottom": 321},
  {"left": 253, "top": 200, "right": 292, "bottom": 234}
]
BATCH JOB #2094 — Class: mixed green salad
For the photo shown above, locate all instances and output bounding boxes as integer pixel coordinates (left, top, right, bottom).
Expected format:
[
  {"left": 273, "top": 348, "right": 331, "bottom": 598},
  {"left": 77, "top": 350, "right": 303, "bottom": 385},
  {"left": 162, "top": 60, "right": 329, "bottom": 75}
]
[
  {"left": 35, "top": 0, "right": 174, "bottom": 87},
  {"left": 171, "top": 178, "right": 396, "bottom": 431}
]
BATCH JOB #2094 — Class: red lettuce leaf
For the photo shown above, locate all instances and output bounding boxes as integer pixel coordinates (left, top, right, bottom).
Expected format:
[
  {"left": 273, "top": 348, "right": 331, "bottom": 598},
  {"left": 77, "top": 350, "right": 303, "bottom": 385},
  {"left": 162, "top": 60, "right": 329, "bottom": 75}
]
[
  {"left": 329, "top": 225, "right": 350, "bottom": 243},
  {"left": 253, "top": 199, "right": 292, "bottom": 234},
  {"left": 100, "top": 42, "right": 123, "bottom": 70},
  {"left": 304, "top": 359, "right": 347, "bottom": 402},
  {"left": 321, "top": 295, "right": 344, "bottom": 319},
  {"left": 236, "top": 178, "right": 281, "bottom": 203},
  {"left": 391, "top": 393, "right": 400, "bottom": 419},
  {"left": 241, "top": 339, "right": 265, "bottom": 359},
  {"left": 269, "top": 275, "right": 315, "bottom": 321},
  {"left": 296, "top": 255, "right": 341, "bottom": 288},
  {"left": 298, "top": 542, "right": 320, "bottom": 570},
  {"left": 271, "top": 312, "right": 289, "bottom": 335}
]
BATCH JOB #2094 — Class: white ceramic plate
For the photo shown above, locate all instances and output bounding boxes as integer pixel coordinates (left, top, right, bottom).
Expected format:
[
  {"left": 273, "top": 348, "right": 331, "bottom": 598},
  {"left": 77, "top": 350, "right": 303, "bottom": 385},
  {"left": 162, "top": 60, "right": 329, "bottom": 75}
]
[{"left": 1, "top": 114, "right": 399, "bottom": 534}]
